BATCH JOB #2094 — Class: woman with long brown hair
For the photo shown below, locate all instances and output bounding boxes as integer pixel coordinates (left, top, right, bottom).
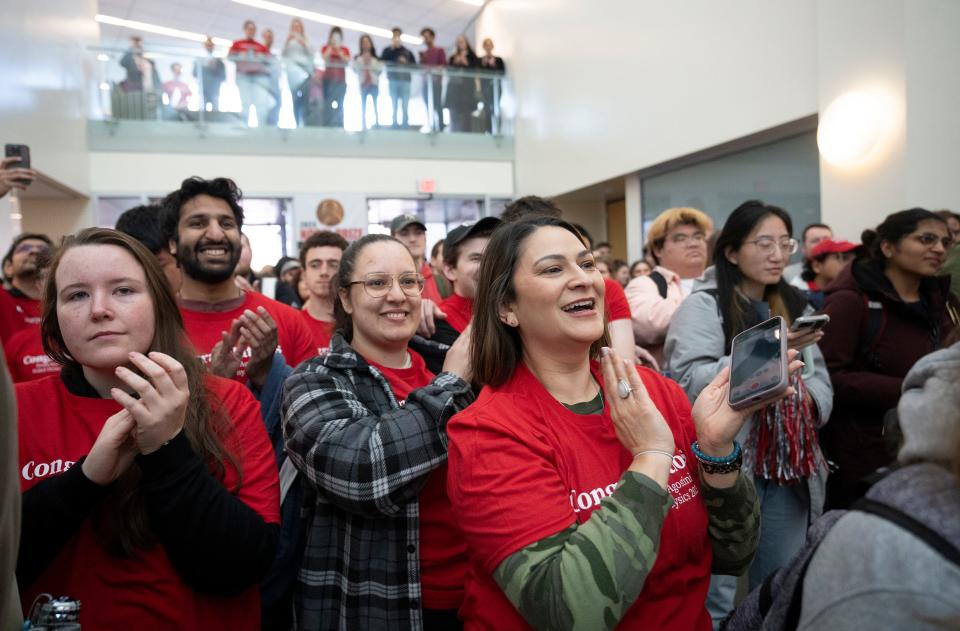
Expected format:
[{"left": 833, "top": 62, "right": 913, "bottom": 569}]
[
  {"left": 447, "top": 215, "right": 796, "bottom": 630},
  {"left": 15, "top": 228, "right": 279, "bottom": 628}
]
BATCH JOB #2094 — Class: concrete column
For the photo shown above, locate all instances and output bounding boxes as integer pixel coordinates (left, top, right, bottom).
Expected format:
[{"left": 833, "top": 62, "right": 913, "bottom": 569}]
[{"left": 624, "top": 173, "right": 643, "bottom": 262}]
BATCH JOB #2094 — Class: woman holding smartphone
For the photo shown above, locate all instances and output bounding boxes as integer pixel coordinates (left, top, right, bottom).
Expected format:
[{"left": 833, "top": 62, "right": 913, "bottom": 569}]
[
  {"left": 446, "top": 215, "right": 802, "bottom": 630},
  {"left": 664, "top": 200, "right": 834, "bottom": 621},
  {"left": 15, "top": 228, "right": 280, "bottom": 628}
]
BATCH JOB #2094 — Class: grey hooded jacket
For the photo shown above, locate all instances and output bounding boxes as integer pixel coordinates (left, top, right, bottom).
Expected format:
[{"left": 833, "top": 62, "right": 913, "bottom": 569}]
[{"left": 798, "top": 342, "right": 960, "bottom": 630}]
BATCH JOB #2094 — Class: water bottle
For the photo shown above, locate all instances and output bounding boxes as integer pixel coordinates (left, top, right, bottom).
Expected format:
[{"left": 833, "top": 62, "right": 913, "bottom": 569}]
[{"left": 25, "top": 594, "right": 81, "bottom": 630}]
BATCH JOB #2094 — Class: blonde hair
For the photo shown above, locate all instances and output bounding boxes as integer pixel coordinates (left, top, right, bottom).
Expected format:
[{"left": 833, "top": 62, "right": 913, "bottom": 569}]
[{"left": 646, "top": 207, "right": 713, "bottom": 260}]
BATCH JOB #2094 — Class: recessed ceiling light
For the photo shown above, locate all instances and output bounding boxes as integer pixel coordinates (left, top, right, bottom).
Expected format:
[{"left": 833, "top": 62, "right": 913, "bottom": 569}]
[
  {"left": 230, "top": 0, "right": 424, "bottom": 45},
  {"left": 95, "top": 14, "right": 232, "bottom": 47},
  {"left": 455, "top": 0, "right": 485, "bottom": 6}
]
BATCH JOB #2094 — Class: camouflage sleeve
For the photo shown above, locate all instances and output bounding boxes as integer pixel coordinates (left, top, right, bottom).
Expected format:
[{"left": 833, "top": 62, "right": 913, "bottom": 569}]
[
  {"left": 492, "top": 471, "right": 673, "bottom": 631},
  {"left": 700, "top": 472, "right": 760, "bottom": 576}
]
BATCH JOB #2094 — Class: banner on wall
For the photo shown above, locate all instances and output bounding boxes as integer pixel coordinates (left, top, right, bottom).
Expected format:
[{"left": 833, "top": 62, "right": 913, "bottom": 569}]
[{"left": 298, "top": 221, "right": 364, "bottom": 242}]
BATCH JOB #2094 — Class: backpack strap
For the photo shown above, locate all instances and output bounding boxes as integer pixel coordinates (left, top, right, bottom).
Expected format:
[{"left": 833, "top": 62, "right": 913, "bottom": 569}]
[
  {"left": 852, "top": 497, "right": 960, "bottom": 567},
  {"left": 858, "top": 296, "right": 886, "bottom": 369},
  {"left": 649, "top": 270, "right": 669, "bottom": 299}
]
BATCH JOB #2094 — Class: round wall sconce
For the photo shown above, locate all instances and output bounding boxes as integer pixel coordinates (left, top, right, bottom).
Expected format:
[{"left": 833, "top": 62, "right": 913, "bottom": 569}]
[{"left": 817, "top": 90, "right": 895, "bottom": 167}]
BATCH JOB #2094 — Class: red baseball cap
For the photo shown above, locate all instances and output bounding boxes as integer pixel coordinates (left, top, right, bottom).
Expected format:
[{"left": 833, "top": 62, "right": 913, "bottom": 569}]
[{"left": 810, "top": 238, "right": 862, "bottom": 258}]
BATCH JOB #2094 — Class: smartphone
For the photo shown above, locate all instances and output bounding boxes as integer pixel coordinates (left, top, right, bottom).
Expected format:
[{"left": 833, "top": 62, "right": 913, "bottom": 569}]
[
  {"left": 728, "top": 316, "right": 789, "bottom": 411},
  {"left": 4, "top": 144, "right": 31, "bottom": 187},
  {"left": 791, "top": 314, "right": 830, "bottom": 333},
  {"left": 4, "top": 144, "right": 30, "bottom": 170}
]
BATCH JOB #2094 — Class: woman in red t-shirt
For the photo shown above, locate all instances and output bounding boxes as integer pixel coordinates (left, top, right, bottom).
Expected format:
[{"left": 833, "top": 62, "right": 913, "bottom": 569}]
[
  {"left": 282, "top": 233, "right": 475, "bottom": 630},
  {"left": 16, "top": 228, "right": 279, "bottom": 630},
  {"left": 447, "top": 215, "right": 799, "bottom": 630}
]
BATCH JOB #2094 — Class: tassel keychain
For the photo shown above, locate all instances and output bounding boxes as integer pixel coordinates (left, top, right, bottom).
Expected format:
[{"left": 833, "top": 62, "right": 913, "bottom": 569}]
[{"left": 747, "top": 374, "right": 824, "bottom": 484}]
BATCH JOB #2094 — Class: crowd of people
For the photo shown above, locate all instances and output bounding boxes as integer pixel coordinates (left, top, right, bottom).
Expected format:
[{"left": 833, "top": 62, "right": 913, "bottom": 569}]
[
  {"left": 114, "top": 21, "right": 507, "bottom": 133},
  {"left": 2, "top": 164, "right": 960, "bottom": 630}
]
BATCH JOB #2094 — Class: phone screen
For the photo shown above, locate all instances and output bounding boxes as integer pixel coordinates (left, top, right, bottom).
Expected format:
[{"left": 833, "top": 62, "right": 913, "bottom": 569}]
[{"left": 729, "top": 318, "right": 784, "bottom": 406}]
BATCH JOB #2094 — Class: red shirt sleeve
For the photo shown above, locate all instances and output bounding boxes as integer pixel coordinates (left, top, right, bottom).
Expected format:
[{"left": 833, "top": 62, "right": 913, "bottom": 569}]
[
  {"left": 211, "top": 377, "right": 281, "bottom": 524},
  {"left": 447, "top": 399, "right": 577, "bottom": 574},
  {"left": 604, "top": 278, "right": 632, "bottom": 322}
]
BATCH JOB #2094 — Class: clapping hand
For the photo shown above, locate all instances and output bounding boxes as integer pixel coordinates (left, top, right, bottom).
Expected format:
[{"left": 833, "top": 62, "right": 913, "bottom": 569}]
[{"left": 111, "top": 352, "right": 190, "bottom": 455}]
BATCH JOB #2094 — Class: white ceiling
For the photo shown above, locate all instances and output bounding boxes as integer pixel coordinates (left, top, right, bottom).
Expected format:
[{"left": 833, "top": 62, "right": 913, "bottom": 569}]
[{"left": 97, "top": 0, "right": 482, "bottom": 53}]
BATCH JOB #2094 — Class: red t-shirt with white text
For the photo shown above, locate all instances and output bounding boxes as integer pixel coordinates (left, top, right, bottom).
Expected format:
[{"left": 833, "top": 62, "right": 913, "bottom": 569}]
[
  {"left": 0, "top": 288, "right": 41, "bottom": 344},
  {"left": 16, "top": 374, "right": 280, "bottom": 630},
  {"left": 300, "top": 310, "right": 335, "bottom": 355},
  {"left": 4, "top": 326, "right": 60, "bottom": 382},
  {"left": 179, "top": 291, "right": 316, "bottom": 382},
  {"left": 447, "top": 362, "right": 712, "bottom": 630},
  {"left": 439, "top": 292, "right": 473, "bottom": 334},
  {"left": 367, "top": 350, "right": 468, "bottom": 610},
  {"left": 604, "top": 278, "right": 631, "bottom": 322}
]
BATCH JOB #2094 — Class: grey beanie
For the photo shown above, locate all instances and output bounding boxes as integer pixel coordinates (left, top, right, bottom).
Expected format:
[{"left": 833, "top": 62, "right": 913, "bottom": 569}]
[{"left": 897, "top": 341, "right": 960, "bottom": 465}]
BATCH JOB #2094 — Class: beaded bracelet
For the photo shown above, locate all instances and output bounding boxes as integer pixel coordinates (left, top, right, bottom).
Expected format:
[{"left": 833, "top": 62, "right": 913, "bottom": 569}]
[{"left": 691, "top": 440, "right": 743, "bottom": 474}]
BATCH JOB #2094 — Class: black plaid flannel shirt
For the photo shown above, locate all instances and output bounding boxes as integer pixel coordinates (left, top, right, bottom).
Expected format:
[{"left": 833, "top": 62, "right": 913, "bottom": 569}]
[{"left": 282, "top": 333, "right": 474, "bottom": 630}]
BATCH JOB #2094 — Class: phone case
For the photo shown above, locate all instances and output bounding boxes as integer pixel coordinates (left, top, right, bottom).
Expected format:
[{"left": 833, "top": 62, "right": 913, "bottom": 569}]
[{"left": 728, "top": 316, "right": 789, "bottom": 411}]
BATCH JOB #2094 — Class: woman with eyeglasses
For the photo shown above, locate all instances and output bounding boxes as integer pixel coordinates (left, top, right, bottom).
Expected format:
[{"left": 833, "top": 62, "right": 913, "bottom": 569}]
[
  {"left": 819, "top": 208, "right": 959, "bottom": 510},
  {"left": 282, "top": 233, "right": 475, "bottom": 630},
  {"left": 664, "top": 200, "right": 834, "bottom": 623}
]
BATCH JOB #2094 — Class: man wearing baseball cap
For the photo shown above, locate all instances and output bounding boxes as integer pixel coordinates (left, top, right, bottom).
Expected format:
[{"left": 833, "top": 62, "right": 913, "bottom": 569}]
[
  {"left": 800, "top": 238, "right": 862, "bottom": 309},
  {"left": 436, "top": 217, "right": 501, "bottom": 344},
  {"left": 390, "top": 213, "right": 443, "bottom": 313}
]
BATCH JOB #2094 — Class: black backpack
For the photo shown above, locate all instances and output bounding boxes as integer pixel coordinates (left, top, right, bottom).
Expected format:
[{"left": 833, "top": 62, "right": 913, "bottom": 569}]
[{"left": 720, "top": 495, "right": 960, "bottom": 631}]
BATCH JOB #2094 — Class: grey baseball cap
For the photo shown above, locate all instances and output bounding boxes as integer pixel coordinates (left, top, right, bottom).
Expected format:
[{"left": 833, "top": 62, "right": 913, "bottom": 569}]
[{"left": 390, "top": 214, "right": 426, "bottom": 235}]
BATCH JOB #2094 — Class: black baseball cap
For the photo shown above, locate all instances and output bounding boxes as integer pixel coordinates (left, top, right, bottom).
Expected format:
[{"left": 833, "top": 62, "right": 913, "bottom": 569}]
[
  {"left": 390, "top": 214, "right": 426, "bottom": 234},
  {"left": 444, "top": 217, "right": 501, "bottom": 251}
]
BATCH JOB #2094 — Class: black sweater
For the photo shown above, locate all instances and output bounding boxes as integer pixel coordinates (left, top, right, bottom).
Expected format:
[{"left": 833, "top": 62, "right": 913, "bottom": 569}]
[{"left": 17, "top": 368, "right": 279, "bottom": 594}]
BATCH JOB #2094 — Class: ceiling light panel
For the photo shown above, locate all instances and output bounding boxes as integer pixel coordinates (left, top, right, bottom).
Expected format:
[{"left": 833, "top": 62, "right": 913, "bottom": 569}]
[{"left": 231, "top": 0, "right": 424, "bottom": 45}]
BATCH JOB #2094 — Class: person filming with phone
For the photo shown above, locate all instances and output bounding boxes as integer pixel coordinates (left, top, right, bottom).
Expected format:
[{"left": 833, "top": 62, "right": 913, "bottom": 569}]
[
  {"left": 446, "top": 215, "right": 804, "bottom": 630},
  {"left": 664, "top": 200, "right": 834, "bottom": 624}
]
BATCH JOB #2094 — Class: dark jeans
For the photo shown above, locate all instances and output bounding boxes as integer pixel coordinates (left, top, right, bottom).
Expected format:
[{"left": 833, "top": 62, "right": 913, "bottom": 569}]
[
  {"left": 322, "top": 79, "right": 347, "bottom": 128},
  {"left": 389, "top": 80, "right": 411, "bottom": 127}
]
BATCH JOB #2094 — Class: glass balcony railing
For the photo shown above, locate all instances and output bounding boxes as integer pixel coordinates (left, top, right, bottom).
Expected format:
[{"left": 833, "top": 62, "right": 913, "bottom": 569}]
[{"left": 90, "top": 46, "right": 513, "bottom": 137}]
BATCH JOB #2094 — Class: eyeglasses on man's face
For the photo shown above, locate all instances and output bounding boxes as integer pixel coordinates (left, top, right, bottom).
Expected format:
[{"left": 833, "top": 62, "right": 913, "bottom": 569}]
[
  {"left": 744, "top": 237, "right": 798, "bottom": 256},
  {"left": 347, "top": 272, "right": 424, "bottom": 298}
]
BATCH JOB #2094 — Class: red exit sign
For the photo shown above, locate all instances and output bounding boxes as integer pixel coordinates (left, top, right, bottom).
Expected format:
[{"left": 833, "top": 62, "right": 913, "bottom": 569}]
[{"left": 417, "top": 178, "right": 436, "bottom": 194}]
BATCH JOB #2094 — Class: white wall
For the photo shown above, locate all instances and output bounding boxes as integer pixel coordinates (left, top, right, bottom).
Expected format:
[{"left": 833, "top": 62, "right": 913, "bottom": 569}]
[
  {"left": 0, "top": 0, "right": 98, "bottom": 252},
  {"left": 477, "top": 0, "right": 818, "bottom": 198},
  {"left": 816, "top": 0, "right": 960, "bottom": 239}
]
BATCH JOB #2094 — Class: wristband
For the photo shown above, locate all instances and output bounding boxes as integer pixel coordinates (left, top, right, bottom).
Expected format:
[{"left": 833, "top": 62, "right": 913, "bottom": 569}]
[{"left": 691, "top": 440, "right": 743, "bottom": 474}]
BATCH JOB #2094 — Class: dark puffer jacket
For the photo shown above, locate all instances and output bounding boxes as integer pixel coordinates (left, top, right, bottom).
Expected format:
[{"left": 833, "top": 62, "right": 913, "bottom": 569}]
[{"left": 818, "top": 258, "right": 958, "bottom": 508}]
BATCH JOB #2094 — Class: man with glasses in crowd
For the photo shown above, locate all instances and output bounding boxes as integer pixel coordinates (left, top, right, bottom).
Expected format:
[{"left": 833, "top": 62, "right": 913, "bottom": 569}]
[
  {"left": 625, "top": 207, "right": 713, "bottom": 366},
  {"left": 0, "top": 233, "right": 52, "bottom": 344}
]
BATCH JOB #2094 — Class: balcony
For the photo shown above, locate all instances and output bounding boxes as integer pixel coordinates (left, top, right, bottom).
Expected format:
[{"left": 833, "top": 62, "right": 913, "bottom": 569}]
[{"left": 87, "top": 46, "right": 514, "bottom": 161}]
